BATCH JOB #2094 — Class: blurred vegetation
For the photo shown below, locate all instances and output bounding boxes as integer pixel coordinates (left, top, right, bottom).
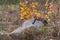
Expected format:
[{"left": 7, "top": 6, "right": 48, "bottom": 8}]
[
  {"left": 0, "top": 0, "right": 59, "bottom": 5},
  {"left": 0, "top": 0, "right": 60, "bottom": 40},
  {"left": 0, "top": 0, "right": 20, "bottom": 5}
]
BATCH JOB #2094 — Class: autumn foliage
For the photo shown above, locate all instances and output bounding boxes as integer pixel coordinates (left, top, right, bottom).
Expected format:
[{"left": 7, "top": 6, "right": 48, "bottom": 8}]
[
  {"left": 20, "top": 1, "right": 41, "bottom": 20},
  {"left": 19, "top": 0, "right": 59, "bottom": 23}
]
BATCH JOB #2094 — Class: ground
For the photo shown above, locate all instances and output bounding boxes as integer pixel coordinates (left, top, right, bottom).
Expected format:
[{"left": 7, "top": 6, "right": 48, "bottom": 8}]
[{"left": 0, "top": 0, "right": 60, "bottom": 40}]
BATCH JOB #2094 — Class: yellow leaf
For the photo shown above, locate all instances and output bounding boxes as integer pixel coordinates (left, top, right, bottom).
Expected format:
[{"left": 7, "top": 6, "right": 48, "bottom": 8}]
[
  {"left": 48, "top": 11, "right": 52, "bottom": 15},
  {"left": 20, "top": 2, "right": 26, "bottom": 7},
  {"left": 45, "top": 15, "right": 49, "bottom": 19},
  {"left": 25, "top": 15, "right": 31, "bottom": 19},
  {"left": 20, "top": 16, "right": 24, "bottom": 20},
  {"left": 47, "top": 18, "right": 50, "bottom": 22},
  {"left": 30, "top": 2, "right": 36, "bottom": 7},
  {"left": 34, "top": 12, "right": 41, "bottom": 19},
  {"left": 20, "top": 7, "right": 24, "bottom": 10}
]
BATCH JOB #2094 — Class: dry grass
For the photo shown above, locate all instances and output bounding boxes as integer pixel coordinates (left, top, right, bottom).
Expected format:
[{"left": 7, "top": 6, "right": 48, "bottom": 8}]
[{"left": 0, "top": 3, "right": 60, "bottom": 40}]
